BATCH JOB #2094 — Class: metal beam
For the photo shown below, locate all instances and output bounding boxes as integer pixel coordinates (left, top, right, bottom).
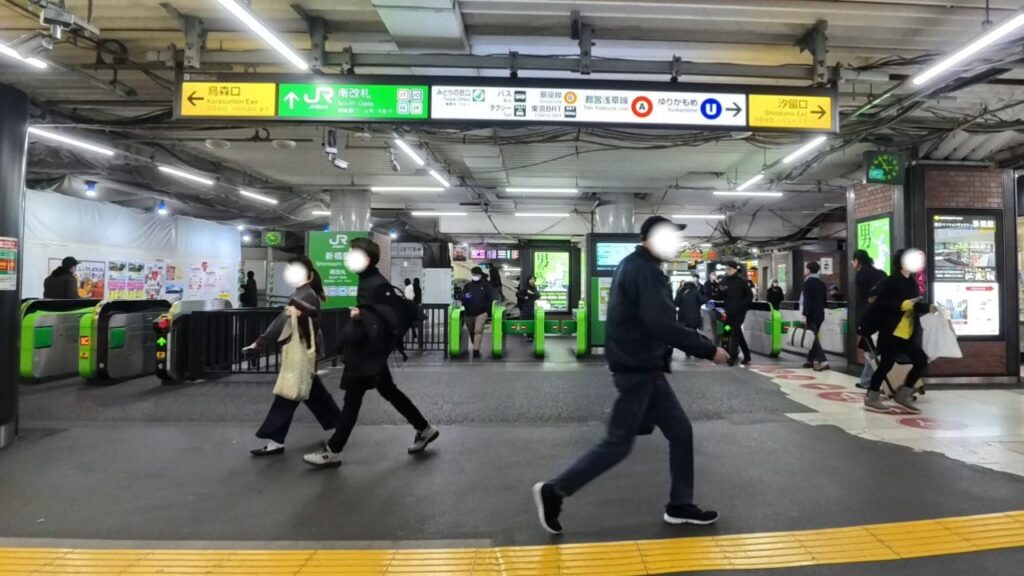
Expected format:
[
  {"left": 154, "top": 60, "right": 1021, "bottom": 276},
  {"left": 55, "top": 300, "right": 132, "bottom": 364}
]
[
  {"left": 291, "top": 3, "right": 327, "bottom": 72},
  {"left": 161, "top": 2, "right": 206, "bottom": 70},
  {"left": 795, "top": 20, "right": 829, "bottom": 87}
]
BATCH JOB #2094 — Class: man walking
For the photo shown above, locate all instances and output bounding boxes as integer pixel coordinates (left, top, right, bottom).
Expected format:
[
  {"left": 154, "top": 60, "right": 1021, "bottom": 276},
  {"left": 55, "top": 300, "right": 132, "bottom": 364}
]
[
  {"left": 461, "top": 266, "right": 498, "bottom": 358},
  {"left": 852, "top": 250, "right": 886, "bottom": 388},
  {"left": 721, "top": 261, "right": 753, "bottom": 366},
  {"left": 533, "top": 216, "right": 730, "bottom": 534},
  {"left": 43, "top": 256, "right": 79, "bottom": 299},
  {"left": 802, "top": 261, "right": 829, "bottom": 371}
]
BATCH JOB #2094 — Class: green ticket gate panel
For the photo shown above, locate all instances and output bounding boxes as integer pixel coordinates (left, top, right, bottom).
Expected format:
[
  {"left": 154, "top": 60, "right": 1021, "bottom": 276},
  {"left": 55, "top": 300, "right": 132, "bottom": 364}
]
[
  {"left": 448, "top": 306, "right": 469, "bottom": 358},
  {"left": 19, "top": 300, "right": 100, "bottom": 381},
  {"left": 574, "top": 306, "right": 588, "bottom": 358},
  {"left": 533, "top": 307, "right": 545, "bottom": 358},
  {"left": 741, "top": 302, "right": 782, "bottom": 358},
  {"left": 79, "top": 300, "right": 171, "bottom": 382},
  {"left": 491, "top": 301, "right": 506, "bottom": 359},
  {"left": 155, "top": 299, "right": 233, "bottom": 381}
]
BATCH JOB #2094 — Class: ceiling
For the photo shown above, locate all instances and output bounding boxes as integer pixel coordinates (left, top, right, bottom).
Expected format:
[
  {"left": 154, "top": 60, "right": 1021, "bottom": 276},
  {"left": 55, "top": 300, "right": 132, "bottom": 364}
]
[{"left": 3, "top": 0, "right": 1024, "bottom": 244}]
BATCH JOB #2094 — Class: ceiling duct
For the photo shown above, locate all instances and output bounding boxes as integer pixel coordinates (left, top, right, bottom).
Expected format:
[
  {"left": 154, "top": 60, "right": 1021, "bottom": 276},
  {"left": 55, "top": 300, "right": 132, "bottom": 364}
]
[{"left": 371, "top": 0, "right": 469, "bottom": 52}]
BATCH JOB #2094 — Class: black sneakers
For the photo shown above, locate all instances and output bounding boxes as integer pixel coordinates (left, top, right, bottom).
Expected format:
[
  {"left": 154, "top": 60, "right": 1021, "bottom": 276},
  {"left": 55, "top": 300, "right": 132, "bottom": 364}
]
[
  {"left": 532, "top": 482, "right": 563, "bottom": 535},
  {"left": 473, "top": 350, "right": 482, "bottom": 358},
  {"left": 664, "top": 504, "right": 720, "bottom": 526}
]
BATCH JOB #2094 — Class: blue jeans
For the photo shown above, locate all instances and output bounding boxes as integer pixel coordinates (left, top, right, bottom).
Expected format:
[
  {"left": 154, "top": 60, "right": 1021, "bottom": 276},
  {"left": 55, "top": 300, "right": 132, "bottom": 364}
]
[{"left": 552, "top": 372, "right": 695, "bottom": 506}]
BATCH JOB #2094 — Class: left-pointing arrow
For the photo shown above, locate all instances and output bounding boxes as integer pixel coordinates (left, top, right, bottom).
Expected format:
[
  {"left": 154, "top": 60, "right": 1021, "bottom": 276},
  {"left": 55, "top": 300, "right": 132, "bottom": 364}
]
[
  {"left": 187, "top": 91, "right": 205, "bottom": 107},
  {"left": 727, "top": 103, "right": 742, "bottom": 117}
]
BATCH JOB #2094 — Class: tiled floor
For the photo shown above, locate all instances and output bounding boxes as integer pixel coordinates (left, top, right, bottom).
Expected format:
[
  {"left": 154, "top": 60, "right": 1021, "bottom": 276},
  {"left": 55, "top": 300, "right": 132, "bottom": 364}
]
[{"left": 750, "top": 365, "right": 1024, "bottom": 477}]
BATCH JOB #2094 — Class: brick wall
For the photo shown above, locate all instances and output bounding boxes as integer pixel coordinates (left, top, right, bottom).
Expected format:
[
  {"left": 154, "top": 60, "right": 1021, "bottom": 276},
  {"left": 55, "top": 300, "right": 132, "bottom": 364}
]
[
  {"left": 924, "top": 167, "right": 1003, "bottom": 209},
  {"left": 853, "top": 183, "right": 895, "bottom": 220}
]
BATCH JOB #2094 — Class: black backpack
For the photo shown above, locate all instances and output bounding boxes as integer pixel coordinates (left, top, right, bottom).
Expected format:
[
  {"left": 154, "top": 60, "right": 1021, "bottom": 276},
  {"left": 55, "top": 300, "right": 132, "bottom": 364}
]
[{"left": 361, "top": 283, "right": 418, "bottom": 359}]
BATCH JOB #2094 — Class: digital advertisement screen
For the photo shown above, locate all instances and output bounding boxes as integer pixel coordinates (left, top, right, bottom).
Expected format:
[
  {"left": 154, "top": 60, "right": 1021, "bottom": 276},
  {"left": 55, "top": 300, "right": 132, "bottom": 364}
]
[
  {"left": 857, "top": 216, "right": 892, "bottom": 275},
  {"left": 534, "top": 251, "right": 570, "bottom": 312},
  {"left": 932, "top": 214, "right": 999, "bottom": 336},
  {"left": 595, "top": 242, "right": 636, "bottom": 272}
]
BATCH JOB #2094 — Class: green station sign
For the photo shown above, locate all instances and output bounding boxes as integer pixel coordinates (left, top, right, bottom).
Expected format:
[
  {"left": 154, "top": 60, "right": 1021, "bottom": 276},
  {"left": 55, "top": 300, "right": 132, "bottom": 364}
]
[
  {"left": 307, "top": 231, "right": 369, "bottom": 309},
  {"left": 277, "top": 83, "right": 428, "bottom": 120}
]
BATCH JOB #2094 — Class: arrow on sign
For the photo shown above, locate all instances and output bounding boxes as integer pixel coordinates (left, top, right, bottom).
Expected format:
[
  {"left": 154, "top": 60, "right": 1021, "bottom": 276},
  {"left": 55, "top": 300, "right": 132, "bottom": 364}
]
[
  {"left": 186, "top": 91, "right": 204, "bottom": 107},
  {"left": 727, "top": 103, "right": 742, "bottom": 117},
  {"left": 156, "top": 337, "right": 167, "bottom": 347},
  {"left": 284, "top": 91, "right": 299, "bottom": 110},
  {"left": 813, "top": 104, "right": 827, "bottom": 119}
]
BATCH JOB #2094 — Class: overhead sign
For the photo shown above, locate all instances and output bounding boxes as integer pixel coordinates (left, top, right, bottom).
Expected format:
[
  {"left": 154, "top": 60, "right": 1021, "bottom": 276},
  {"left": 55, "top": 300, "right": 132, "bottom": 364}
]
[
  {"left": 748, "top": 94, "right": 832, "bottom": 130},
  {"left": 179, "top": 81, "right": 277, "bottom": 117},
  {"left": 431, "top": 86, "right": 746, "bottom": 128},
  {"left": 277, "top": 83, "right": 428, "bottom": 120},
  {"left": 175, "top": 74, "right": 837, "bottom": 132}
]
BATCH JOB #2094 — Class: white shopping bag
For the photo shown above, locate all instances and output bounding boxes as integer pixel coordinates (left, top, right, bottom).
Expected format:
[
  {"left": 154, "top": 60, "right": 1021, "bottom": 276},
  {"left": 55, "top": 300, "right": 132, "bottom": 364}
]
[{"left": 920, "top": 311, "right": 962, "bottom": 361}]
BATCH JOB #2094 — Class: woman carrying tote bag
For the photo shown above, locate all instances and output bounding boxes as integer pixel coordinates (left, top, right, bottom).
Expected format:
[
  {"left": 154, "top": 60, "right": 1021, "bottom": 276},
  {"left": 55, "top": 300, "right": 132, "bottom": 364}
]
[{"left": 246, "top": 257, "right": 342, "bottom": 456}]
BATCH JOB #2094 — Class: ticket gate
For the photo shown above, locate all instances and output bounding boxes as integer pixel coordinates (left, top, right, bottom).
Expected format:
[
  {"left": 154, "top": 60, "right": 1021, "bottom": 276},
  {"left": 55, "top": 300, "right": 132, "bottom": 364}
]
[
  {"left": 742, "top": 302, "right": 783, "bottom": 358},
  {"left": 447, "top": 306, "right": 470, "bottom": 358},
  {"left": 492, "top": 303, "right": 588, "bottom": 359},
  {"left": 20, "top": 299, "right": 101, "bottom": 381},
  {"left": 779, "top": 303, "right": 848, "bottom": 357},
  {"left": 79, "top": 300, "right": 171, "bottom": 382},
  {"left": 153, "top": 299, "right": 233, "bottom": 381}
]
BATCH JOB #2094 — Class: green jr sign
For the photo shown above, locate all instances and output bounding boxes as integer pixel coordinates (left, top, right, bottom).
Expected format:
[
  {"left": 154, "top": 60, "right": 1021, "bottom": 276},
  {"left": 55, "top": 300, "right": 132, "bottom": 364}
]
[
  {"left": 278, "top": 84, "right": 429, "bottom": 120},
  {"left": 307, "top": 231, "right": 370, "bottom": 309}
]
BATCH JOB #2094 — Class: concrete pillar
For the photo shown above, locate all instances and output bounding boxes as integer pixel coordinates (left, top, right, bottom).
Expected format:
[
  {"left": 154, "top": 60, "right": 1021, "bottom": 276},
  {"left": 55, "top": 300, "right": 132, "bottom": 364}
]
[
  {"left": 329, "top": 190, "right": 371, "bottom": 232},
  {"left": 0, "top": 85, "right": 28, "bottom": 449},
  {"left": 594, "top": 194, "right": 635, "bottom": 233}
]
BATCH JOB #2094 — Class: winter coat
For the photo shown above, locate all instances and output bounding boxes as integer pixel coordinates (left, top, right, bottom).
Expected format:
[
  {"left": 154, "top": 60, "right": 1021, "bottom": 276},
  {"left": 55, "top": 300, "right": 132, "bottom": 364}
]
[
  {"left": 43, "top": 267, "right": 78, "bottom": 299},
  {"left": 674, "top": 281, "right": 705, "bottom": 329}
]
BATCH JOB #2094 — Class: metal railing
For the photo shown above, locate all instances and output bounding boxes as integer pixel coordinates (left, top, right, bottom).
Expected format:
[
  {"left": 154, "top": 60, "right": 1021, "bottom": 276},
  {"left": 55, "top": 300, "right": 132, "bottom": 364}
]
[{"left": 404, "top": 304, "right": 450, "bottom": 357}]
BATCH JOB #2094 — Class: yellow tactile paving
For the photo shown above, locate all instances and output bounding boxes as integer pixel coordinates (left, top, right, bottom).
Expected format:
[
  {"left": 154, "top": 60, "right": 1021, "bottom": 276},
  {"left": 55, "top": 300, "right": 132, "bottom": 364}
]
[{"left": 1, "top": 510, "right": 1022, "bottom": 575}]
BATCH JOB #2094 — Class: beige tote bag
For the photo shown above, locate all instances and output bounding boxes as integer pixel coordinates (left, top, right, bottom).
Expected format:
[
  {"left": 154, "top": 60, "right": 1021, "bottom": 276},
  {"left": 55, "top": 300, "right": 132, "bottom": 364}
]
[{"left": 272, "top": 315, "right": 317, "bottom": 401}]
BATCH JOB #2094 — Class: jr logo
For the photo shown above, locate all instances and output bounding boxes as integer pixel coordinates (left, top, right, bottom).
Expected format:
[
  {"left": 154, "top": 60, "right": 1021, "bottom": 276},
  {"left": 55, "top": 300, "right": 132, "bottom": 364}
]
[{"left": 328, "top": 234, "right": 349, "bottom": 247}]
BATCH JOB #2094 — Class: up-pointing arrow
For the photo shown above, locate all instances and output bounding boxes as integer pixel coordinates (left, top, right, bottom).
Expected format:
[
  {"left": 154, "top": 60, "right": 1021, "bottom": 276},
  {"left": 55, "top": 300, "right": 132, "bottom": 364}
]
[
  {"left": 284, "top": 92, "right": 299, "bottom": 110},
  {"left": 156, "top": 336, "right": 167, "bottom": 347}
]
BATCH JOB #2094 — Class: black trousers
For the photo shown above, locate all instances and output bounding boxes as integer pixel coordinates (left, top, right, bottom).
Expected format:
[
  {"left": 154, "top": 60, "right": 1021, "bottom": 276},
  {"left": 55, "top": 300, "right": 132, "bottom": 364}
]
[
  {"left": 727, "top": 317, "right": 750, "bottom": 361},
  {"left": 327, "top": 367, "right": 429, "bottom": 452},
  {"left": 805, "top": 320, "right": 828, "bottom": 364},
  {"left": 869, "top": 336, "right": 928, "bottom": 393},
  {"left": 255, "top": 375, "right": 342, "bottom": 444}
]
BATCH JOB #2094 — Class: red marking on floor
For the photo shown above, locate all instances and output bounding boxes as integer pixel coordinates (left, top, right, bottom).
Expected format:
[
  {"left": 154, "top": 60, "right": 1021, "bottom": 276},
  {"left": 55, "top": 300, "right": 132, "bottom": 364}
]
[
  {"left": 899, "top": 417, "right": 969, "bottom": 431},
  {"left": 801, "top": 383, "right": 846, "bottom": 391},
  {"left": 818, "top": 391, "right": 865, "bottom": 403},
  {"left": 777, "top": 375, "right": 816, "bottom": 381}
]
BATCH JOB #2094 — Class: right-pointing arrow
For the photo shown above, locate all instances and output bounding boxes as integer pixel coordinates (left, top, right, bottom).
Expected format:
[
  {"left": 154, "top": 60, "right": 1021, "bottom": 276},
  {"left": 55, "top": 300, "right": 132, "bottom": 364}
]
[
  {"left": 727, "top": 103, "right": 742, "bottom": 117},
  {"left": 813, "top": 105, "right": 826, "bottom": 119}
]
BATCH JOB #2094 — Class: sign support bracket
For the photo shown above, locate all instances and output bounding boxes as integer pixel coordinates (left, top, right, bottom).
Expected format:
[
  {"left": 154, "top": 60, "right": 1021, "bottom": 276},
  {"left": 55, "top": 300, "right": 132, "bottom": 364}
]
[
  {"left": 795, "top": 20, "right": 829, "bottom": 87},
  {"left": 161, "top": 2, "right": 206, "bottom": 70},
  {"left": 570, "top": 10, "right": 594, "bottom": 76},
  {"left": 291, "top": 3, "right": 327, "bottom": 72}
]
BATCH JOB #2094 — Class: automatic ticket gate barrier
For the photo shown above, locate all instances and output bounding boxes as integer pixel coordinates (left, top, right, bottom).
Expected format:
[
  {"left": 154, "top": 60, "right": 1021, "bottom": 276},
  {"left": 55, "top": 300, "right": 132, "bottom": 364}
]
[
  {"left": 700, "top": 301, "right": 782, "bottom": 358},
  {"left": 79, "top": 300, "right": 171, "bottom": 381},
  {"left": 153, "top": 299, "right": 233, "bottom": 381},
  {"left": 447, "top": 305, "right": 469, "bottom": 358},
  {"left": 20, "top": 299, "right": 101, "bottom": 381},
  {"left": 492, "top": 303, "right": 588, "bottom": 359}
]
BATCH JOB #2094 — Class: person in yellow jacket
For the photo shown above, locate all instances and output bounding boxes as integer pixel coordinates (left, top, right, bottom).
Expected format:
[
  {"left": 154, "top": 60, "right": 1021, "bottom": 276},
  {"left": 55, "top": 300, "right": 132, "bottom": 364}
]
[{"left": 863, "top": 248, "right": 930, "bottom": 414}]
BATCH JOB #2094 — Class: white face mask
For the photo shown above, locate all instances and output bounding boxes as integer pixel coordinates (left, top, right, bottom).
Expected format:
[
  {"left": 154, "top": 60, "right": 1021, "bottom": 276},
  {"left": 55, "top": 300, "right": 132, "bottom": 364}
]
[
  {"left": 646, "top": 222, "right": 685, "bottom": 262},
  {"left": 471, "top": 275, "right": 483, "bottom": 282},
  {"left": 284, "top": 263, "right": 310, "bottom": 288},
  {"left": 344, "top": 249, "right": 370, "bottom": 274},
  {"left": 902, "top": 248, "right": 926, "bottom": 274}
]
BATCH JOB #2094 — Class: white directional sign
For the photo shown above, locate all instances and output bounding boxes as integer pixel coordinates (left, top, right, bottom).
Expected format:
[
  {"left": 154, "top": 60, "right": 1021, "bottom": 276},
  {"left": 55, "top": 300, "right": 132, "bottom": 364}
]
[{"left": 430, "top": 86, "right": 747, "bottom": 127}]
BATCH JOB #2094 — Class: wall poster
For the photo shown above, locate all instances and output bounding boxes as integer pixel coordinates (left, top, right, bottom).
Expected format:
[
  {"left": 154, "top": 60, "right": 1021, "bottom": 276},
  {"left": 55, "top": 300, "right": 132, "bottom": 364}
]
[
  {"left": 932, "top": 214, "right": 1000, "bottom": 337},
  {"left": 856, "top": 215, "right": 892, "bottom": 275},
  {"left": 0, "top": 237, "right": 17, "bottom": 291},
  {"left": 534, "top": 251, "right": 570, "bottom": 312}
]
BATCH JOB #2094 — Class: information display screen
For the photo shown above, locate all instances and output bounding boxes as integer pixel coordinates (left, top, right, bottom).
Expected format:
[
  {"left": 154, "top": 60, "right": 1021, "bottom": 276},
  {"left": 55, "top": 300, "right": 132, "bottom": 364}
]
[
  {"left": 932, "top": 214, "right": 1000, "bottom": 337},
  {"left": 534, "top": 251, "right": 570, "bottom": 312},
  {"left": 595, "top": 242, "right": 636, "bottom": 273},
  {"left": 857, "top": 216, "right": 892, "bottom": 275}
]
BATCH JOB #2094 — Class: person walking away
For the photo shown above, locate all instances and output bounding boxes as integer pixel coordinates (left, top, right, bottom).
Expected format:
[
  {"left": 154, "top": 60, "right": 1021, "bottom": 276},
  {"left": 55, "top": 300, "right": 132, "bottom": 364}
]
[
  {"left": 863, "top": 248, "right": 930, "bottom": 414},
  {"left": 802, "top": 262, "right": 829, "bottom": 371},
  {"left": 517, "top": 275, "right": 541, "bottom": 343},
  {"left": 721, "top": 261, "right": 753, "bottom": 366},
  {"left": 412, "top": 278, "right": 422, "bottom": 305},
  {"left": 240, "top": 271, "right": 259, "bottom": 308},
  {"left": 766, "top": 279, "right": 784, "bottom": 310},
  {"left": 533, "top": 216, "right": 730, "bottom": 534},
  {"left": 246, "top": 257, "right": 342, "bottom": 456},
  {"left": 675, "top": 279, "right": 706, "bottom": 359},
  {"left": 303, "top": 237, "right": 438, "bottom": 468},
  {"left": 412, "top": 277, "right": 424, "bottom": 347},
  {"left": 461, "top": 266, "right": 498, "bottom": 358},
  {"left": 489, "top": 264, "right": 504, "bottom": 302},
  {"left": 403, "top": 278, "right": 415, "bottom": 300},
  {"left": 852, "top": 250, "right": 886, "bottom": 389},
  {"left": 43, "top": 256, "right": 79, "bottom": 299},
  {"left": 703, "top": 272, "right": 721, "bottom": 302}
]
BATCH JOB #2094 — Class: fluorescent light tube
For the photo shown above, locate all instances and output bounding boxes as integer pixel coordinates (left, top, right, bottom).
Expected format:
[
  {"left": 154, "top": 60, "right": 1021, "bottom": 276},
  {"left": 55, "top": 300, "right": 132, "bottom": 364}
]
[
  {"left": 714, "top": 191, "right": 784, "bottom": 197},
  {"left": 410, "top": 211, "right": 467, "bottom": 217},
  {"left": 672, "top": 214, "right": 727, "bottom": 220},
  {"left": 213, "top": 0, "right": 308, "bottom": 70},
  {"left": 428, "top": 169, "right": 451, "bottom": 188},
  {"left": 515, "top": 212, "right": 570, "bottom": 217},
  {"left": 735, "top": 173, "right": 764, "bottom": 191},
  {"left": 505, "top": 187, "right": 579, "bottom": 194},
  {"left": 393, "top": 139, "right": 425, "bottom": 166},
  {"left": 782, "top": 136, "right": 828, "bottom": 164},
  {"left": 0, "top": 43, "right": 47, "bottom": 69},
  {"left": 311, "top": 210, "right": 330, "bottom": 216},
  {"left": 27, "top": 127, "right": 114, "bottom": 156},
  {"left": 158, "top": 165, "right": 214, "bottom": 186},
  {"left": 239, "top": 190, "right": 279, "bottom": 205},
  {"left": 371, "top": 186, "right": 446, "bottom": 193},
  {"left": 913, "top": 13, "right": 1024, "bottom": 86}
]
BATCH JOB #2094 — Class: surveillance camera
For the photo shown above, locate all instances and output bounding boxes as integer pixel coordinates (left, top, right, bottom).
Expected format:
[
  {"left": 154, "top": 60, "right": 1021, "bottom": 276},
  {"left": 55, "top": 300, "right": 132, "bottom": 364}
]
[
  {"left": 331, "top": 156, "right": 349, "bottom": 171},
  {"left": 324, "top": 128, "right": 338, "bottom": 155}
]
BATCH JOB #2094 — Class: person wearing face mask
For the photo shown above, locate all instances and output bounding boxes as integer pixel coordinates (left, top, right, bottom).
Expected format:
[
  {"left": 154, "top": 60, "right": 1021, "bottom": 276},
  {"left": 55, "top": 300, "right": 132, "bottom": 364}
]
[
  {"left": 304, "top": 237, "right": 438, "bottom": 468},
  {"left": 461, "top": 266, "right": 499, "bottom": 358},
  {"left": 766, "top": 279, "right": 784, "bottom": 310},
  {"left": 721, "top": 261, "right": 753, "bottom": 366},
  {"left": 247, "top": 257, "right": 342, "bottom": 457},
  {"left": 863, "top": 248, "right": 930, "bottom": 414},
  {"left": 516, "top": 275, "right": 541, "bottom": 342},
  {"left": 801, "top": 262, "right": 829, "bottom": 371},
  {"left": 533, "top": 216, "right": 730, "bottom": 535}
]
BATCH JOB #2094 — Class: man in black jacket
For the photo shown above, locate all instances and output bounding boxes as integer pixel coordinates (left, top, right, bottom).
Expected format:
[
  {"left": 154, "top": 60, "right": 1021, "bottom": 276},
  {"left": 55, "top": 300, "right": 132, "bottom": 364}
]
[
  {"left": 303, "top": 237, "right": 438, "bottom": 468},
  {"left": 852, "top": 250, "right": 886, "bottom": 388},
  {"left": 802, "top": 261, "right": 829, "bottom": 371},
  {"left": 43, "top": 256, "right": 79, "bottom": 299},
  {"left": 721, "top": 261, "right": 753, "bottom": 366},
  {"left": 533, "top": 216, "right": 729, "bottom": 534},
  {"left": 461, "top": 266, "right": 498, "bottom": 358}
]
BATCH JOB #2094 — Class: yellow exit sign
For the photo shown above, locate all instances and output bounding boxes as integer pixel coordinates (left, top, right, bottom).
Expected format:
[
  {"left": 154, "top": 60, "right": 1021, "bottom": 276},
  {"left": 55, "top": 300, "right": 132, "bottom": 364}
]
[
  {"left": 748, "top": 94, "right": 833, "bottom": 130},
  {"left": 179, "top": 82, "right": 277, "bottom": 117}
]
